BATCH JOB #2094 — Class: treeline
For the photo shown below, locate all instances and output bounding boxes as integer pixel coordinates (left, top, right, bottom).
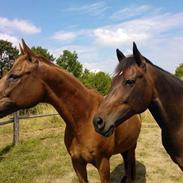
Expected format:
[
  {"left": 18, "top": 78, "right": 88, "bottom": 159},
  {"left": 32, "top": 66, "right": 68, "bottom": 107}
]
[
  {"left": 0, "top": 40, "right": 111, "bottom": 95},
  {"left": 175, "top": 63, "right": 183, "bottom": 80},
  {"left": 56, "top": 50, "right": 111, "bottom": 95}
]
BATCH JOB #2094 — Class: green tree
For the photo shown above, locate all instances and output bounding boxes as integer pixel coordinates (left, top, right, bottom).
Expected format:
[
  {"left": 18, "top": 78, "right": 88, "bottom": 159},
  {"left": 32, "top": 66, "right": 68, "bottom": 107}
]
[
  {"left": 175, "top": 63, "right": 183, "bottom": 79},
  {"left": 0, "top": 40, "right": 19, "bottom": 77},
  {"left": 94, "top": 72, "right": 112, "bottom": 95},
  {"left": 56, "top": 50, "right": 83, "bottom": 78},
  {"left": 31, "top": 46, "right": 55, "bottom": 62},
  {"left": 81, "top": 70, "right": 112, "bottom": 95},
  {"left": 81, "top": 70, "right": 95, "bottom": 87}
]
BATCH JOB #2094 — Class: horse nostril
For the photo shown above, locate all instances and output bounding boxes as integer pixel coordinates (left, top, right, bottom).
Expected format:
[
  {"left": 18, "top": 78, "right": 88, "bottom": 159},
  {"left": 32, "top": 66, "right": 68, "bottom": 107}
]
[{"left": 94, "top": 117, "right": 105, "bottom": 130}]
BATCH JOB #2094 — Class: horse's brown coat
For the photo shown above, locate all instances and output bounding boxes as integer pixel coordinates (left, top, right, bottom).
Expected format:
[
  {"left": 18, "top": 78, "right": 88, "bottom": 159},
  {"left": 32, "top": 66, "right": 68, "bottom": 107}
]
[
  {"left": 94, "top": 42, "right": 183, "bottom": 172},
  {"left": 0, "top": 40, "right": 141, "bottom": 183}
]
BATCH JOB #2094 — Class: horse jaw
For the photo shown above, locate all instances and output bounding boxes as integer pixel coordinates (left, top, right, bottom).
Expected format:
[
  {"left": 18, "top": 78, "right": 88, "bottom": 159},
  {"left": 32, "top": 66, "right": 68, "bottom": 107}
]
[{"left": 0, "top": 97, "right": 18, "bottom": 118}]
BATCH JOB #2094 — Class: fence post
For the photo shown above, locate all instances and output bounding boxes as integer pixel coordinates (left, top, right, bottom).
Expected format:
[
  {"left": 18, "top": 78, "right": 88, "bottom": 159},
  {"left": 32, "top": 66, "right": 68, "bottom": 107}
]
[{"left": 13, "top": 111, "right": 19, "bottom": 145}]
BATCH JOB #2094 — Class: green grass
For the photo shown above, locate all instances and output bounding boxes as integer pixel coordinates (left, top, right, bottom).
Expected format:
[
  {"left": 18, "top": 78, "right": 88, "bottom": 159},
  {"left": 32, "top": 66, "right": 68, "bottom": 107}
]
[
  {"left": 0, "top": 114, "right": 72, "bottom": 183},
  {"left": 0, "top": 108, "right": 182, "bottom": 183}
]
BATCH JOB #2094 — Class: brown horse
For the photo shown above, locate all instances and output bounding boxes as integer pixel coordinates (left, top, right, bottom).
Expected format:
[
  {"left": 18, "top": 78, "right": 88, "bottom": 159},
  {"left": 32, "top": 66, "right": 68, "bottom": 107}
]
[
  {"left": 93, "top": 42, "right": 183, "bottom": 171},
  {"left": 0, "top": 40, "right": 141, "bottom": 183}
]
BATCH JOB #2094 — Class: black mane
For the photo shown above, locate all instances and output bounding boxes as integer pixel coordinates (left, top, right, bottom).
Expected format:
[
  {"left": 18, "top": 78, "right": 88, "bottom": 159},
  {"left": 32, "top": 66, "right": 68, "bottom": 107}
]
[
  {"left": 114, "top": 54, "right": 183, "bottom": 85},
  {"left": 114, "top": 54, "right": 156, "bottom": 75},
  {"left": 114, "top": 55, "right": 136, "bottom": 75}
]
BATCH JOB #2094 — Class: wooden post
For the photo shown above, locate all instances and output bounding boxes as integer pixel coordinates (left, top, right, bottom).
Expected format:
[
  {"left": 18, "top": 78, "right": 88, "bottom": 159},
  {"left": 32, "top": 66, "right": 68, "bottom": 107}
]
[{"left": 13, "top": 111, "right": 19, "bottom": 145}]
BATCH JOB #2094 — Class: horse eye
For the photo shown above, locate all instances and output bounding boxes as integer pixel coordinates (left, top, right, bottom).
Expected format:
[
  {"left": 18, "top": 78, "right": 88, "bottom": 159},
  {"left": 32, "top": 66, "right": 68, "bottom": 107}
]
[
  {"left": 125, "top": 79, "right": 135, "bottom": 86},
  {"left": 9, "top": 74, "right": 19, "bottom": 81}
]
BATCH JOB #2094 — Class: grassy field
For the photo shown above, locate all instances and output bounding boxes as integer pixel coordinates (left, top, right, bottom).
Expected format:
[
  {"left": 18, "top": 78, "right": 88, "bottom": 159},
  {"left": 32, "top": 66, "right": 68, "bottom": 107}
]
[{"left": 0, "top": 106, "right": 182, "bottom": 183}]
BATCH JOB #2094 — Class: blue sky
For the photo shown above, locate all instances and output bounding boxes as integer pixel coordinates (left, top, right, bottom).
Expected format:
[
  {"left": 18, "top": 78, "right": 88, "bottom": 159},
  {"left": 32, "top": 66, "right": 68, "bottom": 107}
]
[{"left": 1, "top": 0, "right": 183, "bottom": 73}]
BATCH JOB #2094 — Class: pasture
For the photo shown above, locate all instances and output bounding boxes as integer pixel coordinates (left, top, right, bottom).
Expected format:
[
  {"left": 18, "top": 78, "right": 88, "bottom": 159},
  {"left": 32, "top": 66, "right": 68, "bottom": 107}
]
[{"left": 0, "top": 105, "right": 182, "bottom": 183}]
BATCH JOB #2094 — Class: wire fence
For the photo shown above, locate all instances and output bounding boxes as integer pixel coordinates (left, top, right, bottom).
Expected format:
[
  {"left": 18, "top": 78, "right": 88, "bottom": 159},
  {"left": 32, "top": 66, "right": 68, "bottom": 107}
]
[
  {"left": 0, "top": 111, "right": 157, "bottom": 146},
  {"left": 0, "top": 112, "right": 59, "bottom": 145}
]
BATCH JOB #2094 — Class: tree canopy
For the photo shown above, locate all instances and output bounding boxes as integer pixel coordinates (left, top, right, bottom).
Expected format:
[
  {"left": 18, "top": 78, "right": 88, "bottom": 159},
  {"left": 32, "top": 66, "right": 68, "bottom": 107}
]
[
  {"left": 0, "top": 40, "right": 19, "bottom": 57},
  {"left": 56, "top": 50, "right": 83, "bottom": 78},
  {"left": 31, "top": 46, "right": 55, "bottom": 62},
  {"left": 81, "top": 70, "right": 111, "bottom": 95},
  {"left": 0, "top": 40, "right": 19, "bottom": 77},
  {"left": 175, "top": 63, "right": 183, "bottom": 79}
]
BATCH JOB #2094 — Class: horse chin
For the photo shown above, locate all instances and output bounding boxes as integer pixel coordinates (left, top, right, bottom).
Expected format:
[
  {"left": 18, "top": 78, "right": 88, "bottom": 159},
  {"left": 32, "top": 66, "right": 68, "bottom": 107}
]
[
  {"left": 114, "top": 109, "right": 134, "bottom": 127},
  {"left": 100, "top": 125, "right": 115, "bottom": 137},
  {"left": 0, "top": 98, "right": 17, "bottom": 118}
]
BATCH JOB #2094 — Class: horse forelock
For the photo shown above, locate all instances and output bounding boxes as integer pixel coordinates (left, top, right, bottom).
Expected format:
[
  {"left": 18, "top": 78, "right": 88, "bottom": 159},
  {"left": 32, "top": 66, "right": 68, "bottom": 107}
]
[{"left": 113, "top": 55, "right": 136, "bottom": 77}]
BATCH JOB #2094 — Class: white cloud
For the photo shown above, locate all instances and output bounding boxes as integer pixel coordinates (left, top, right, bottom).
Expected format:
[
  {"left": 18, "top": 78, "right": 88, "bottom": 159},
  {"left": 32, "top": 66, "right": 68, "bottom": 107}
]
[
  {"left": 50, "top": 7, "right": 183, "bottom": 74},
  {"left": 0, "top": 33, "right": 19, "bottom": 46},
  {"left": 110, "top": 5, "right": 151, "bottom": 20},
  {"left": 92, "top": 12, "right": 183, "bottom": 46},
  {"left": 141, "top": 36, "right": 183, "bottom": 73},
  {"left": 83, "top": 62, "right": 101, "bottom": 73},
  {"left": 53, "top": 6, "right": 183, "bottom": 47},
  {"left": 49, "top": 44, "right": 105, "bottom": 72},
  {"left": 52, "top": 31, "right": 76, "bottom": 42},
  {"left": 51, "top": 28, "right": 93, "bottom": 43},
  {"left": 64, "top": 1, "right": 109, "bottom": 16},
  {"left": 0, "top": 17, "right": 41, "bottom": 34},
  {"left": 94, "top": 27, "right": 149, "bottom": 46}
]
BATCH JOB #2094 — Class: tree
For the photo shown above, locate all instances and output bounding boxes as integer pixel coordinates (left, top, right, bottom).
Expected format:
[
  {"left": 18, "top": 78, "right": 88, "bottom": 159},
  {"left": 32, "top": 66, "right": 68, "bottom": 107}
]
[
  {"left": 0, "top": 40, "right": 19, "bottom": 78},
  {"left": 94, "top": 72, "right": 112, "bottom": 95},
  {"left": 81, "top": 70, "right": 112, "bottom": 95},
  {"left": 56, "top": 50, "right": 83, "bottom": 78},
  {"left": 175, "top": 63, "right": 183, "bottom": 79},
  {"left": 31, "top": 46, "right": 55, "bottom": 62}
]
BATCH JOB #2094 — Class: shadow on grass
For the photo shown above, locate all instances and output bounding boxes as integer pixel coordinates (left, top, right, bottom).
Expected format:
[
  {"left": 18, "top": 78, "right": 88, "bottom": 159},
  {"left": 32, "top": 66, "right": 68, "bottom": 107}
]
[
  {"left": 0, "top": 144, "right": 14, "bottom": 161},
  {"left": 110, "top": 161, "right": 146, "bottom": 183}
]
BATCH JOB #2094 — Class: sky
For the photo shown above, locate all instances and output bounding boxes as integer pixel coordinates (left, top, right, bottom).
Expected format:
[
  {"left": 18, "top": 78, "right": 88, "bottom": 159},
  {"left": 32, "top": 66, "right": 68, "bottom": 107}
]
[{"left": 1, "top": 0, "right": 183, "bottom": 74}]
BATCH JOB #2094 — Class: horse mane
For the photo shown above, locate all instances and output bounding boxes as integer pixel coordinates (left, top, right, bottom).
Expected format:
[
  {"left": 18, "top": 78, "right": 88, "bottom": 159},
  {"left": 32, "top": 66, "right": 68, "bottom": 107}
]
[
  {"left": 35, "top": 54, "right": 56, "bottom": 66},
  {"left": 114, "top": 55, "right": 135, "bottom": 76},
  {"left": 36, "top": 54, "right": 102, "bottom": 97},
  {"left": 143, "top": 57, "right": 183, "bottom": 85},
  {"left": 114, "top": 54, "right": 183, "bottom": 85}
]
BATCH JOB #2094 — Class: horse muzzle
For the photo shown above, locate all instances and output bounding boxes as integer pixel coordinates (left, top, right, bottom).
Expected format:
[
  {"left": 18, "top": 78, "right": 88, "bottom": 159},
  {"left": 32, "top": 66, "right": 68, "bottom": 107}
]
[{"left": 0, "top": 98, "right": 17, "bottom": 118}]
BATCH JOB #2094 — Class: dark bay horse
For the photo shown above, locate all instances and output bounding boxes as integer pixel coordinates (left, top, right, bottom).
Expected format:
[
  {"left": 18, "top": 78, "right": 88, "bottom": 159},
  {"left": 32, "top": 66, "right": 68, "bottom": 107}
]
[
  {"left": 0, "top": 40, "right": 141, "bottom": 183},
  {"left": 93, "top": 42, "right": 183, "bottom": 171}
]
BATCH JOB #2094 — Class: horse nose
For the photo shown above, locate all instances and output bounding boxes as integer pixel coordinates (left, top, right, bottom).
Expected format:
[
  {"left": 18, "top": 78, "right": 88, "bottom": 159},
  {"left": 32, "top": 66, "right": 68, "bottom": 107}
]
[{"left": 93, "top": 116, "right": 105, "bottom": 131}]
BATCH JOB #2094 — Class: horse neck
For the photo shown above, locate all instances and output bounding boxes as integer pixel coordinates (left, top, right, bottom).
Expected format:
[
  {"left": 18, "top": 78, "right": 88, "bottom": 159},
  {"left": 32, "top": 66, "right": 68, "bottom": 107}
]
[
  {"left": 39, "top": 63, "right": 102, "bottom": 130},
  {"left": 148, "top": 63, "right": 183, "bottom": 130}
]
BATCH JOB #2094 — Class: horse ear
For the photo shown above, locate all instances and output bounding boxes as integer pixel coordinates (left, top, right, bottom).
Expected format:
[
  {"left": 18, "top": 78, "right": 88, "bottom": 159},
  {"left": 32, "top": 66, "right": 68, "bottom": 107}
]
[
  {"left": 21, "top": 39, "right": 37, "bottom": 63},
  {"left": 116, "top": 49, "right": 125, "bottom": 62},
  {"left": 133, "top": 42, "right": 145, "bottom": 67},
  {"left": 19, "top": 43, "right": 24, "bottom": 55},
  {"left": 22, "top": 39, "right": 32, "bottom": 55}
]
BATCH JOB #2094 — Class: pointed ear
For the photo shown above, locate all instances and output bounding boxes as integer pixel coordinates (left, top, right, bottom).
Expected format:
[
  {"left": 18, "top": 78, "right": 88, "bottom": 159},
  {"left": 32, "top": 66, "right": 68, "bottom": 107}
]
[
  {"left": 133, "top": 42, "right": 146, "bottom": 67},
  {"left": 22, "top": 39, "right": 32, "bottom": 56},
  {"left": 116, "top": 49, "right": 125, "bottom": 62},
  {"left": 19, "top": 43, "right": 24, "bottom": 55},
  {"left": 21, "top": 39, "right": 37, "bottom": 63}
]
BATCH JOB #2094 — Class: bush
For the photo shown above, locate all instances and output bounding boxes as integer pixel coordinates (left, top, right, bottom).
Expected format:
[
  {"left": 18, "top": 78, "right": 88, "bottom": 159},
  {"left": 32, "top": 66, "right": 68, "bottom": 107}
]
[{"left": 80, "top": 70, "right": 112, "bottom": 95}]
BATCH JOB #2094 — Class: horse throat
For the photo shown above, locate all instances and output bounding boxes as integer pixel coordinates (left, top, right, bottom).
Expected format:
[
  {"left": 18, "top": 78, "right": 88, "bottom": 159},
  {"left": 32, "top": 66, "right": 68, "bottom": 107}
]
[{"left": 40, "top": 64, "right": 100, "bottom": 129}]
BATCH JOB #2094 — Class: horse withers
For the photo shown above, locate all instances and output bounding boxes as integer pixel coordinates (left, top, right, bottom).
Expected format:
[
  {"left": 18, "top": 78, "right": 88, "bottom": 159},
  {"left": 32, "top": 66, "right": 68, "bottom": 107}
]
[
  {"left": 0, "top": 40, "right": 141, "bottom": 183},
  {"left": 93, "top": 42, "right": 183, "bottom": 171}
]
